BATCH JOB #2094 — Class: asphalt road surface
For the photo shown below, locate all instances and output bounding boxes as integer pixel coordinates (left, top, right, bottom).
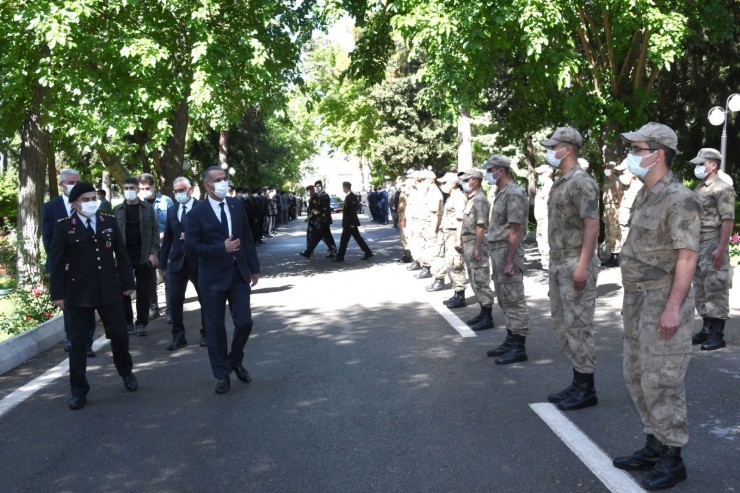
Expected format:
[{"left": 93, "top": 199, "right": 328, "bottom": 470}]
[{"left": 1, "top": 212, "right": 738, "bottom": 493}]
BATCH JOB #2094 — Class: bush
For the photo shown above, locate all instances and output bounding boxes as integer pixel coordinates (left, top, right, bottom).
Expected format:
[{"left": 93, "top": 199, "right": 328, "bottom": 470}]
[
  {"left": 730, "top": 233, "right": 740, "bottom": 267},
  {"left": 0, "top": 280, "right": 60, "bottom": 336}
]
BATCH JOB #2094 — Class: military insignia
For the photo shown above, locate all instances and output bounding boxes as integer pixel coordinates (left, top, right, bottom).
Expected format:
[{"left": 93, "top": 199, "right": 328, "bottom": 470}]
[
  {"left": 105, "top": 240, "right": 112, "bottom": 249},
  {"left": 99, "top": 215, "right": 106, "bottom": 222}
]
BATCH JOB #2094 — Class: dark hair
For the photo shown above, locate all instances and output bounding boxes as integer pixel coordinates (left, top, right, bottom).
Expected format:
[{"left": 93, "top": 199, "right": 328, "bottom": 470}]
[
  {"left": 202, "top": 166, "right": 223, "bottom": 183},
  {"left": 124, "top": 177, "right": 139, "bottom": 186},
  {"left": 314, "top": 180, "right": 323, "bottom": 187},
  {"left": 305, "top": 185, "right": 314, "bottom": 191},
  {"left": 97, "top": 189, "right": 107, "bottom": 197},
  {"left": 137, "top": 173, "right": 154, "bottom": 186},
  {"left": 342, "top": 181, "right": 352, "bottom": 189},
  {"left": 646, "top": 140, "right": 675, "bottom": 166}
]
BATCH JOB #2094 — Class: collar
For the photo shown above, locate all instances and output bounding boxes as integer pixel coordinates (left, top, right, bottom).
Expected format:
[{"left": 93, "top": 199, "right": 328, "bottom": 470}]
[
  {"left": 207, "top": 195, "right": 225, "bottom": 208},
  {"left": 701, "top": 174, "right": 718, "bottom": 187},
  {"left": 180, "top": 197, "right": 195, "bottom": 208},
  {"left": 648, "top": 170, "right": 674, "bottom": 194}
]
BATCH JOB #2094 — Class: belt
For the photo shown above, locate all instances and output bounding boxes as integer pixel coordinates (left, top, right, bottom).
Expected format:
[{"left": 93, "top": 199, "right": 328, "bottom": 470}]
[
  {"left": 700, "top": 233, "right": 721, "bottom": 242},
  {"left": 622, "top": 277, "right": 673, "bottom": 293},
  {"left": 488, "top": 241, "right": 508, "bottom": 249},
  {"left": 549, "top": 248, "right": 581, "bottom": 260}
]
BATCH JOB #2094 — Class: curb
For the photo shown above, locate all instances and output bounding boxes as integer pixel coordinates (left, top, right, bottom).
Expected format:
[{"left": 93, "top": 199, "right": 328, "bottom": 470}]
[{"left": 0, "top": 315, "right": 65, "bottom": 375}]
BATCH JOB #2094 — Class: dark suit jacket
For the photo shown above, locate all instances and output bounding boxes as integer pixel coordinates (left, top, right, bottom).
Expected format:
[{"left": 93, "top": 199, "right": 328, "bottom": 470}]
[
  {"left": 112, "top": 199, "right": 160, "bottom": 263},
  {"left": 184, "top": 197, "right": 260, "bottom": 292},
  {"left": 342, "top": 191, "right": 362, "bottom": 228},
  {"left": 49, "top": 212, "right": 135, "bottom": 307},
  {"left": 316, "top": 191, "right": 333, "bottom": 225},
  {"left": 41, "top": 196, "right": 71, "bottom": 272},
  {"left": 160, "top": 199, "right": 199, "bottom": 273}
]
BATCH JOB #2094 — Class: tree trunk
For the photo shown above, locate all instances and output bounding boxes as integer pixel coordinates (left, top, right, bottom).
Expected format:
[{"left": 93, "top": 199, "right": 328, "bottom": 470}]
[
  {"left": 101, "top": 171, "right": 111, "bottom": 200},
  {"left": 17, "top": 95, "right": 49, "bottom": 285},
  {"left": 523, "top": 134, "right": 537, "bottom": 204},
  {"left": 457, "top": 108, "right": 472, "bottom": 170},
  {"left": 159, "top": 100, "right": 190, "bottom": 192},
  {"left": 96, "top": 144, "right": 129, "bottom": 186},
  {"left": 46, "top": 146, "right": 58, "bottom": 200},
  {"left": 219, "top": 129, "right": 228, "bottom": 167}
]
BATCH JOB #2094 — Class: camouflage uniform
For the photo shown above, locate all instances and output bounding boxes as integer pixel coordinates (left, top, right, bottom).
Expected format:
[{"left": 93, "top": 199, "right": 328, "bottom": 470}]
[
  {"left": 431, "top": 189, "right": 467, "bottom": 290},
  {"left": 534, "top": 174, "right": 552, "bottom": 270},
  {"left": 547, "top": 164, "right": 600, "bottom": 374},
  {"left": 602, "top": 173, "right": 623, "bottom": 254},
  {"left": 620, "top": 171, "right": 701, "bottom": 447},
  {"left": 693, "top": 175, "right": 735, "bottom": 320},
  {"left": 419, "top": 184, "right": 444, "bottom": 268},
  {"left": 461, "top": 188, "right": 494, "bottom": 307},
  {"left": 405, "top": 184, "right": 424, "bottom": 263},
  {"left": 487, "top": 181, "right": 529, "bottom": 336},
  {"left": 618, "top": 176, "right": 643, "bottom": 249},
  {"left": 397, "top": 186, "right": 409, "bottom": 250}
]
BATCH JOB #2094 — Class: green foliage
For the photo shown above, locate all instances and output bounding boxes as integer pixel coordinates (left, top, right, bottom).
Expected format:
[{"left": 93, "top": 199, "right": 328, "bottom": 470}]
[
  {"left": 0, "top": 279, "right": 59, "bottom": 336},
  {"left": 730, "top": 232, "right": 740, "bottom": 267},
  {"left": 0, "top": 168, "right": 18, "bottom": 224}
]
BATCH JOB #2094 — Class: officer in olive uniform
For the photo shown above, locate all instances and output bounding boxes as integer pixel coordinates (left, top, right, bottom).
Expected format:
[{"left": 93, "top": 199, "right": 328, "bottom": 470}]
[
  {"left": 483, "top": 155, "right": 530, "bottom": 364},
  {"left": 456, "top": 169, "right": 495, "bottom": 330},
  {"left": 613, "top": 123, "right": 701, "bottom": 490},
  {"left": 688, "top": 148, "right": 735, "bottom": 351},
  {"left": 49, "top": 182, "right": 138, "bottom": 410}
]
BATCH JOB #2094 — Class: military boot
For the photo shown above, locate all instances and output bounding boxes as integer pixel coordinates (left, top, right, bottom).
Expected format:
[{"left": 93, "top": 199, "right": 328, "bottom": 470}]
[
  {"left": 406, "top": 260, "right": 421, "bottom": 271},
  {"left": 398, "top": 250, "right": 413, "bottom": 263},
  {"left": 613, "top": 434, "right": 660, "bottom": 470},
  {"left": 600, "top": 253, "right": 620, "bottom": 268},
  {"left": 547, "top": 369, "right": 578, "bottom": 403},
  {"left": 692, "top": 317, "right": 711, "bottom": 345},
  {"left": 415, "top": 266, "right": 432, "bottom": 279},
  {"left": 487, "top": 330, "right": 513, "bottom": 357},
  {"left": 495, "top": 334, "right": 527, "bottom": 365},
  {"left": 468, "top": 305, "right": 494, "bottom": 331},
  {"left": 557, "top": 370, "right": 597, "bottom": 411},
  {"left": 701, "top": 318, "right": 726, "bottom": 351},
  {"left": 445, "top": 291, "right": 467, "bottom": 309},
  {"left": 425, "top": 279, "right": 446, "bottom": 292},
  {"left": 641, "top": 444, "right": 687, "bottom": 490}
]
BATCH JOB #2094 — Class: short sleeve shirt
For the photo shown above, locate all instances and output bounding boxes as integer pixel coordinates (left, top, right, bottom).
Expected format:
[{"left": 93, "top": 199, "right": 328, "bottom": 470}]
[
  {"left": 547, "top": 166, "right": 600, "bottom": 252},
  {"left": 461, "top": 189, "right": 489, "bottom": 236},
  {"left": 694, "top": 176, "right": 736, "bottom": 240},
  {"left": 441, "top": 190, "right": 466, "bottom": 230},
  {"left": 487, "top": 181, "right": 529, "bottom": 244},
  {"left": 620, "top": 171, "right": 701, "bottom": 282}
]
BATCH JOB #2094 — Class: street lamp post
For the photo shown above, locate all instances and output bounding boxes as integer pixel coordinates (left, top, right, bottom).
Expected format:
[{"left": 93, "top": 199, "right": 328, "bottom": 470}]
[{"left": 707, "top": 93, "right": 740, "bottom": 172}]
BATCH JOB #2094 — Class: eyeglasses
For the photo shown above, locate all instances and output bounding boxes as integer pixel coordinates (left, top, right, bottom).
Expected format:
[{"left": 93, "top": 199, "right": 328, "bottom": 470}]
[
  {"left": 173, "top": 189, "right": 188, "bottom": 194},
  {"left": 628, "top": 146, "right": 659, "bottom": 155}
]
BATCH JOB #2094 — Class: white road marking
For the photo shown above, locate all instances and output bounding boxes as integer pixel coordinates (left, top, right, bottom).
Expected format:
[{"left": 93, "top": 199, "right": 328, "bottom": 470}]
[
  {"left": 530, "top": 402, "right": 645, "bottom": 493},
  {"left": 431, "top": 302, "right": 477, "bottom": 337},
  {"left": 0, "top": 336, "right": 110, "bottom": 418}
]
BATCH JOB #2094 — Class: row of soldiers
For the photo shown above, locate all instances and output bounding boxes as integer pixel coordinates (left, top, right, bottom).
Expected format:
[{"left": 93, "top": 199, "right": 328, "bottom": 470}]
[{"left": 394, "top": 123, "right": 735, "bottom": 490}]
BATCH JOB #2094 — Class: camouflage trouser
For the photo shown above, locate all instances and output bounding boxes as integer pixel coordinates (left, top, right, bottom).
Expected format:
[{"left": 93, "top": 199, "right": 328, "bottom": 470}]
[
  {"left": 463, "top": 239, "right": 495, "bottom": 307},
  {"left": 619, "top": 224, "right": 630, "bottom": 252},
  {"left": 536, "top": 219, "right": 549, "bottom": 270},
  {"left": 406, "top": 219, "right": 424, "bottom": 261},
  {"left": 489, "top": 244, "right": 529, "bottom": 336},
  {"left": 398, "top": 213, "right": 408, "bottom": 249},
  {"left": 549, "top": 254, "right": 599, "bottom": 373},
  {"left": 419, "top": 221, "right": 437, "bottom": 267},
  {"left": 623, "top": 283, "right": 693, "bottom": 447},
  {"left": 694, "top": 238, "right": 733, "bottom": 319},
  {"left": 431, "top": 229, "right": 467, "bottom": 290},
  {"left": 602, "top": 204, "right": 621, "bottom": 253}
]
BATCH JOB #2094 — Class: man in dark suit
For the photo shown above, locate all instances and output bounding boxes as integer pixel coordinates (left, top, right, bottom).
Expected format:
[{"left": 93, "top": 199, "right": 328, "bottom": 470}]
[
  {"left": 298, "top": 180, "right": 337, "bottom": 258},
  {"left": 41, "top": 168, "right": 96, "bottom": 357},
  {"left": 159, "top": 176, "right": 206, "bottom": 350},
  {"left": 49, "top": 182, "right": 138, "bottom": 410},
  {"left": 185, "top": 166, "right": 260, "bottom": 394},
  {"left": 335, "top": 182, "right": 373, "bottom": 262}
]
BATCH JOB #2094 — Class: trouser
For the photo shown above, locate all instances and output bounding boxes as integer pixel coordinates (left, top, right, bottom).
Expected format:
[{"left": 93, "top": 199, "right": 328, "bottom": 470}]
[
  {"left": 548, "top": 254, "right": 599, "bottom": 373},
  {"left": 306, "top": 220, "right": 336, "bottom": 254},
  {"left": 281, "top": 209, "right": 289, "bottom": 225},
  {"left": 67, "top": 302, "right": 133, "bottom": 396},
  {"left": 619, "top": 224, "right": 630, "bottom": 252},
  {"left": 398, "top": 214, "right": 408, "bottom": 249},
  {"left": 536, "top": 219, "right": 549, "bottom": 269},
  {"left": 147, "top": 262, "right": 161, "bottom": 309},
  {"left": 406, "top": 221, "right": 424, "bottom": 261},
  {"left": 123, "top": 262, "right": 151, "bottom": 326},
  {"left": 63, "top": 304, "right": 95, "bottom": 348},
  {"left": 418, "top": 221, "right": 437, "bottom": 267},
  {"left": 694, "top": 237, "right": 732, "bottom": 319},
  {"left": 336, "top": 226, "right": 371, "bottom": 259},
  {"left": 489, "top": 244, "right": 529, "bottom": 336},
  {"left": 462, "top": 240, "right": 494, "bottom": 306},
  {"left": 602, "top": 205, "right": 621, "bottom": 253},
  {"left": 169, "top": 260, "right": 206, "bottom": 340},
  {"left": 623, "top": 282, "right": 692, "bottom": 447},
  {"left": 431, "top": 230, "right": 466, "bottom": 289}
]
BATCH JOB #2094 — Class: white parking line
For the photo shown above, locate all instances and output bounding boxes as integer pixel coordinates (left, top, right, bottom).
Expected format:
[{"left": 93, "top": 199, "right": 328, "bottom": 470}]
[
  {"left": 0, "top": 336, "right": 110, "bottom": 418},
  {"left": 530, "top": 402, "right": 645, "bottom": 493},
  {"left": 431, "top": 302, "right": 477, "bottom": 337}
]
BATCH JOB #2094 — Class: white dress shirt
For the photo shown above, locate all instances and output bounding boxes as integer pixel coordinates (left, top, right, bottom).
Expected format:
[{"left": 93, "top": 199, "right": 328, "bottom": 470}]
[{"left": 207, "top": 195, "right": 232, "bottom": 236}]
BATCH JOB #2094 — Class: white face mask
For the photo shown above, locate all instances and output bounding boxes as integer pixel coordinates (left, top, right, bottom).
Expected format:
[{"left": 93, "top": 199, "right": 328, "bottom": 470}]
[
  {"left": 626, "top": 151, "right": 655, "bottom": 179},
  {"left": 604, "top": 169, "right": 613, "bottom": 177},
  {"left": 461, "top": 181, "right": 471, "bottom": 192},
  {"left": 211, "top": 180, "right": 230, "bottom": 199},
  {"left": 546, "top": 149, "right": 564, "bottom": 168},
  {"left": 64, "top": 183, "right": 77, "bottom": 195},
  {"left": 693, "top": 165, "right": 708, "bottom": 180},
  {"left": 175, "top": 192, "right": 190, "bottom": 204},
  {"left": 79, "top": 201, "right": 99, "bottom": 218},
  {"left": 124, "top": 190, "right": 138, "bottom": 202},
  {"left": 139, "top": 190, "right": 154, "bottom": 201},
  {"left": 485, "top": 172, "right": 497, "bottom": 186}
]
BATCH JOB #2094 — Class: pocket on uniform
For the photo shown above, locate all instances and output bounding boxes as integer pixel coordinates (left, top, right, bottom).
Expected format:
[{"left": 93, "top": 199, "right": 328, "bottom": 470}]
[{"left": 647, "top": 339, "right": 691, "bottom": 389}]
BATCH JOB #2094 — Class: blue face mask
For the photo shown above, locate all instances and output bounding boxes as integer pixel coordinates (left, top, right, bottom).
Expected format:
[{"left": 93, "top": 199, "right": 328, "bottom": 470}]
[{"left": 626, "top": 151, "right": 655, "bottom": 179}]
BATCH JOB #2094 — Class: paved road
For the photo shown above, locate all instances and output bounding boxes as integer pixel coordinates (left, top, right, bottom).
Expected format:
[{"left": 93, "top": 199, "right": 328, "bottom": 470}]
[{"left": 1, "top": 213, "right": 738, "bottom": 492}]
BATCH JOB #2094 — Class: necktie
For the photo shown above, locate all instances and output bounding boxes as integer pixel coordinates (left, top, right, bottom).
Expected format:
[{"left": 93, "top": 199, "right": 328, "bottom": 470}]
[
  {"left": 180, "top": 205, "right": 187, "bottom": 230},
  {"left": 69, "top": 205, "right": 75, "bottom": 217},
  {"left": 219, "top": 202, "right": 229, "bottom": 237},
  {"left": 86, "top": 219, "right": 95, "bottom": 235}
]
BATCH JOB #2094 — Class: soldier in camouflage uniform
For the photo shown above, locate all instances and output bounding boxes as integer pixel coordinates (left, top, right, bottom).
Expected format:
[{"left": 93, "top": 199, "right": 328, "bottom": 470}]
[
  {"left": 612, "top": 123, "right": 701, "bottom": 490},
  {"left": 541, "top": 127, "right": 601, "bottom": 411},
  {"left": 405, "top": 172, "right": 425, "bottom": 272},
  {"left": 456, "top": 169, "right": 495, "bottom": 330},
  {"left": 413, "top": 170, "right": 444, "bottom": 280},
  {"left": 533, "top": 165, "right": 553, "bottom": 271},
  {"left": 616, "top": 161, "right": 643, "bottom": 251},
  {"left": 397, "top": 176, "right": 414, "bottom": 263},
  {"left": 482, "top": 155, "right": 530, "bottom": 364},
  {"left": 688, "top": 148, "right": 735, "bottom": 351},
  {"left": 600, "top": 160, "right": 623, "bottom": 267}
]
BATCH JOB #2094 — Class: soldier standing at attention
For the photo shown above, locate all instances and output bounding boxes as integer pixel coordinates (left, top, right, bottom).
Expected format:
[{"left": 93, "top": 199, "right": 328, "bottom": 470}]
[
  {"left": 405, "top": 172, "right": 425, "bottom": 272},
  {"left": 600, "top": 160, "right": 624, "bottom": 267},
  {"left": 483, "top": 155, "right": 530, "bottom": 364},
  {"left": 612, "top": 123, "right": 700, "bottom": 490},
  {"left": 456, "top": 169, "right": 495, "bottom": 331},
  {"left": 533, "top": 165, "right": 553, "bottom": 271},
  {"left": 49, "top": 182, "right": 138, "bottom": 410},
  {"left": 541, "top": 127, "right": 601, "bottom": 411},
  {"left": 413, "top": 170, "right": 444, "bottom": 280},
  {"left": 396, "top": 177, "right": 413, "bottom": 263},
  {"left": 688, "top": 148, "right": 735, "bottom": 350}
]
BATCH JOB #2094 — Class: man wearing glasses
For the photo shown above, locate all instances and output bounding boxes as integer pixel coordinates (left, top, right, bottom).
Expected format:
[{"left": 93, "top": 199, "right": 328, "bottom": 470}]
[{"left": 612, "top": 123, "right": 700, "bottom": 490}]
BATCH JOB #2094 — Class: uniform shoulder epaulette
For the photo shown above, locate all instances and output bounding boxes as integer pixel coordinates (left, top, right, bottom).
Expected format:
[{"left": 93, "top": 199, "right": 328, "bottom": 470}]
[
  {"left": 58, "top": 216, "right": 71, "bottom": 222},
  {"left": 100, "top": 212, "right": 115, "bottom": 217}
]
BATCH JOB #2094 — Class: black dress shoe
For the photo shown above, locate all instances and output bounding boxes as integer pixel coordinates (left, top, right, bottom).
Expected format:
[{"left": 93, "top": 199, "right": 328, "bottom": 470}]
[
  {"left": 298, "top": 251, "right": 310, "bottom": 259},
  {"left": 326, "top": 248, "right": 337, "bottom": 258},
  {"left": 166, "top": 337, "right": 187, "bottom": 351},
  {"left": 199, "top": 335, "right": 208, "bottom": 347},
  {"left": 361, "top": 252, "right": 374, "bottom": 260},
  {"left": 69, "top": 395, "right": 87, "bottom": 410},
  {"left": 233, "top": 365, "right": 252, "bottom": 383},
  {"left": 123, "top": 374, "right": 138, "bottom": 392},
  {"left": 86, "top": 348, "right": 96, "bottom": 358},
  {"left": 334, "top": 257, "right": 344, "bottom": 262},
  {"left": 215, "top": 378, "right": 230, "bottom": 394},
  {"left": 166, "top": 313, "right": 173, "bottom": 324},
  {"left": 63, "top": 338, "right": 72, "bottom": 352}
]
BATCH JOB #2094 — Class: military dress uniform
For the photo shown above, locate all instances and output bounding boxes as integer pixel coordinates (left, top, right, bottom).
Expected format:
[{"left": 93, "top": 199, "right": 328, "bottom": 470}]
[{"left": 49, "top": 208, "right": 137, "bottom": 407}]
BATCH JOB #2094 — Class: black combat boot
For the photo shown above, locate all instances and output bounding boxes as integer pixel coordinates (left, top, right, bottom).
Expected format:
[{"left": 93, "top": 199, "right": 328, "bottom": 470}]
[
  {"left": 495, "top": 334, "right": 527, "bottom": 365},
  {"left": 600, "top": 253, "right": 620, "bottom": 268},
  {"left": 548, "top": 369, "right": 578, "bottom": 403},
  {"left": 692, "top": 317, "right": 711, "bottom": 345},
  {"left": 398, "top": 250, "right": 412, "bottom": 263},
  {"left": 445, "top": 291, "right": 467, "bottom": 309},
  {"left": 415, "top": 266, "right": 432, "bottom": 279},
  {"left": 701, "top": 318, "right": 726, "bottom": 351},
  {"left": 613, "top": 434, "right": 660, "bottom": 470},
  {"left": 468, "top": 305, "right": 494, "bottom": 331},
  {"left": 557, "top": 370, "right": 597, "bottom": 410},
  {"left": 425, "top": 279, "right": 445, "bottom": 292},
  {"left": 642, "top": 443, "right": 687, "bottom": 490},
  {"left": 406, "top": 260, "right": 421, "bottom": 271},
  {"left": 487, "top": 330, "right": 513, "bottom": 357}
]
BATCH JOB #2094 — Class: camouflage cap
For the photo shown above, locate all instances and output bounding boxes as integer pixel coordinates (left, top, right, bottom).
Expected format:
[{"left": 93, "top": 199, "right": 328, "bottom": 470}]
[
  {"left": 437, "top": 171, "right": 460, "bottom": 183},
  {"left": 620, "top": 122, "right": 679, "bottom": 152},
  {"left": 417, "top": 169, "right": 436, "bottom": 180},
  {"left": 460, "top": 168, "right": 484, "bottom": 180},
  {"left": 689, "top": 148, "right": 722, "bottom": 165},
  {"left": 406, "top": 168, "right": 417, "bottom": 177},
  {"left": 540, "top": 127, "right": 583, "bottom": 147},
  {"left": 483, "top": 154, "right": 511, "bottom": 169},
  {"left": 534, "top": 164, "right": 552, "bottom": 174},
  {"left": 614, "top": 158, "right": 628, "bottom": 171}
]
